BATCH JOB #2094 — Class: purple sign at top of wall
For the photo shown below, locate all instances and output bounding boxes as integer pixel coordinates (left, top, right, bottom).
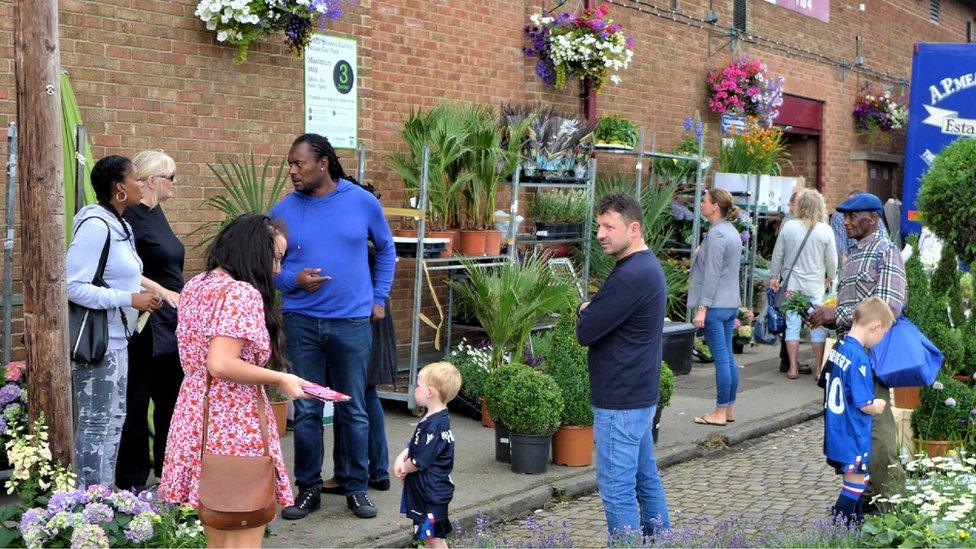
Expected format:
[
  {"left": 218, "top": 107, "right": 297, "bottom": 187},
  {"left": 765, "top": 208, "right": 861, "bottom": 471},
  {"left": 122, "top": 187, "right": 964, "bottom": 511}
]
[{"left": 763, "top": 0, "right": 830, "bottom": 23}]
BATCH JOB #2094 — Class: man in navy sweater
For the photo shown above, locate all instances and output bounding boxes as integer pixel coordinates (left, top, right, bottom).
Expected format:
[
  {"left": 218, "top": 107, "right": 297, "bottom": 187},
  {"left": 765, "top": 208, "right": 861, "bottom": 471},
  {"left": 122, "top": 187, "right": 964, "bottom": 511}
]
[
  {"left": 273, "top": 134, "right": 395, "bottom": 520},
  {"left": 576, "top": 193, "right": 670, "bottom": 539}
]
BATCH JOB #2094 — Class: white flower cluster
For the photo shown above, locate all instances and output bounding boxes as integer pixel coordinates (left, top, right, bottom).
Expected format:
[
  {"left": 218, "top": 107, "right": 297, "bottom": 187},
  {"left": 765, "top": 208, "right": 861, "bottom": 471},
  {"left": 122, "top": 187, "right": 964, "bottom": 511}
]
[
  {"left": 195, "top": 0, "right": 288, "bottom": 43},
  {"left": 548, "top": 28, "right": 632, "bottom": 84},
  {"left": 880, "top": 454, "right": 976, "bottom": 526},
  {"left": 450, "top": 339, "right": 494, "bottom": 371},
  {"left": 4, "top": 418, "right": 76, "bottom": 494}
]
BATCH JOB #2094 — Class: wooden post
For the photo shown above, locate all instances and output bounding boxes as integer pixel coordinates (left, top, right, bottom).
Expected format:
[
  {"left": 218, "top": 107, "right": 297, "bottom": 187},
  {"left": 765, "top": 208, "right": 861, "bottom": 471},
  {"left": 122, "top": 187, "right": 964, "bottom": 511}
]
[{"left": 13, "top": 0, "right": 73, "bottom": 463}]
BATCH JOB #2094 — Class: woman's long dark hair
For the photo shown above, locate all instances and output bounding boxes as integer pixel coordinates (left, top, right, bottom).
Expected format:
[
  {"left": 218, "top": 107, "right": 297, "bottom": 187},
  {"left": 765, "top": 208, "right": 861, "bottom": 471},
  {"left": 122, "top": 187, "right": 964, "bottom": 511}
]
[
  {"left": 206, "top": 213, "right": 288, "bottom": 372},
  {"left": 292, "top": 133, "right": 379, "bottom": 197},
  {"left": 91, "top": 155, "right": 134, "bottom": 238}
]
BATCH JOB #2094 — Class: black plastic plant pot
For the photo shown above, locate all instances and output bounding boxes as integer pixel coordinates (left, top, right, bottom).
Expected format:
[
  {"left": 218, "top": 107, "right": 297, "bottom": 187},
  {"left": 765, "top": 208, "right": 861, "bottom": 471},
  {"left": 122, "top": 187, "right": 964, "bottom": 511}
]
[
  {"left": 494, "top": 423, "right": 510, "bottom": 463},
  {"left": 509, "top": 433, "right": 551, "bottom": 474},
  {"left": 535, "top": 222, "right": 564, "bottom": 240}
]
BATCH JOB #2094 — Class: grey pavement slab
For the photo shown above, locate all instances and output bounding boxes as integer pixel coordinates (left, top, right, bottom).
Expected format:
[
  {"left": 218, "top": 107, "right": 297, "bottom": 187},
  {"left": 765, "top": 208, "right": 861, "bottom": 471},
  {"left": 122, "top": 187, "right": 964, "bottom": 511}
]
[{"left": 266, "top": 343, "right": 825, "bottom": 547}]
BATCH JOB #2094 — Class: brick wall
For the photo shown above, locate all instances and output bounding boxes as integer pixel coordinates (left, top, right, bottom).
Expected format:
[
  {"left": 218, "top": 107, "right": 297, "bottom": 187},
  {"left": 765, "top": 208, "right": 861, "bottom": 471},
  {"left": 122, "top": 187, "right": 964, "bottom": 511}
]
[{"left": 1, "top": 0, "right": 973, "bottom": 361}]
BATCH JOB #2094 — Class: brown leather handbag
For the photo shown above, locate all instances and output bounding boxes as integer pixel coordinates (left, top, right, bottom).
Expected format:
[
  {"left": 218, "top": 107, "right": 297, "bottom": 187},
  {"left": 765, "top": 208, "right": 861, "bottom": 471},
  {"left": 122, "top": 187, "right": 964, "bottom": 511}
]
[{"left": 197, "top": 374, "right": 277, "bottom": 530}]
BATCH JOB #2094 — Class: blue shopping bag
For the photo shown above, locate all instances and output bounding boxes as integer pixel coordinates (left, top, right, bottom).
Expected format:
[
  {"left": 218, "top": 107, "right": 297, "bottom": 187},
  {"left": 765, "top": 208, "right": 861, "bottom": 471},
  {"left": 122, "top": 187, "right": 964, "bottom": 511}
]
[
  {"left": 765, "top": 288, "right": 786, "bottom": 336},
  {"left": 869, "top": 316, "right": 943, "bottom": 388}
]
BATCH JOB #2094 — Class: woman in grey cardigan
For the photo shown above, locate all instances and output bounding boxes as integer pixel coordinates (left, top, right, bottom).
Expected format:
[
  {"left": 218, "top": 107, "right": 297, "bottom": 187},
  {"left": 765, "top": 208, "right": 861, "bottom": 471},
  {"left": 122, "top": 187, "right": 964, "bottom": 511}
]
[{"left": 688, "top": 188, "right": 743, "bottom": 426}]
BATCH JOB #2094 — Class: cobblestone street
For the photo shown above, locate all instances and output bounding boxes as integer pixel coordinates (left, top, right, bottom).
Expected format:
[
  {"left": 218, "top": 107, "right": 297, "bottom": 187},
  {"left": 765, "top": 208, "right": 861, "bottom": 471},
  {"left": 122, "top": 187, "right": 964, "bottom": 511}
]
[{"left": 490, "top": 419, "right": 838, "bottom": 547}]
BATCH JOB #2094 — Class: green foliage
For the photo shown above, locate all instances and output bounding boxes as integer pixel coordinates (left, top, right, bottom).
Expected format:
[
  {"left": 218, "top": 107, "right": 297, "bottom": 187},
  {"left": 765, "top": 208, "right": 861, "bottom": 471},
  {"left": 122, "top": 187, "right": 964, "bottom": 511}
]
[
  {"left": 662, "top": 257, "right": 690, "bottom": 321},
  {"left": 917, "top": 137, "right": 976, "bottom": 265},
  {"left": 531, "top": 190, "right": 588, "bottom": 223},
  {"left": 659, "top": 361, "right": 675, "bottom": 409},
  {"left": 483, "top": 363, "right": 526, "bottom": 423},
  {"left": 266, "top": 384, "right": 288, "bottom": 403},
  {"left": 542, "top": 314, "right": 592, "bottom": 427},
  {"left": 930, "top": 241, "right": 958, "bottom": 298},
  {"left": 191, "top": 154, "right": 288, "bottom": 248},
  {"left": 451, "top": 255, "right": 575, "bottom": 369},
  {"left": 448, "top": 341, "right": 493, "bottom": 400},
  {"left": 904, "top": 235, "right": 930, "bottom": 322},
  {"left": 595, "top": 115, "right": 639, "bottom": 148},
  {"left": 497, "top": 366, "right": 565, "bottom": 436},
  {"left": 911, "top": 378, "right": 976, "bottom": 440},
  {"left": 963, "top": 329, "right": 976, "bottom": 377},
  {"left": 927, "top": 325, "right": 966, "bottom": 376}
]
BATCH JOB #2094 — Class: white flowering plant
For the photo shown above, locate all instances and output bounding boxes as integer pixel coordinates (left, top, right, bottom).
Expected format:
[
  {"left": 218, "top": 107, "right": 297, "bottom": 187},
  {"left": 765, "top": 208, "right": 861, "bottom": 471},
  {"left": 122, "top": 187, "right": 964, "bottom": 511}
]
[
  {"left": 195, "top": 0, "right": 350, "bottom": 63},
  {"left": 863, "top": 454, "right": 976, "bottom": 546},
  {"left": 449, "top": 339, "right": 501, "bottom": 401},
  {"left": 524, "top": 5, "right": 634, "bottom": 91}
]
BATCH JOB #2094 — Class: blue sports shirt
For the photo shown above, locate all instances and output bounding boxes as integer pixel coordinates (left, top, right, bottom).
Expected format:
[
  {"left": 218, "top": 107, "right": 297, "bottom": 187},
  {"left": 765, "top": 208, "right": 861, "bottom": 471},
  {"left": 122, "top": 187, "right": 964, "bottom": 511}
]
[
  {"left": 400, "top": 409, "right": 455, "bottom": 521},
  {"left": 822, "top": 336, "right": 876, "bottom": 476}
]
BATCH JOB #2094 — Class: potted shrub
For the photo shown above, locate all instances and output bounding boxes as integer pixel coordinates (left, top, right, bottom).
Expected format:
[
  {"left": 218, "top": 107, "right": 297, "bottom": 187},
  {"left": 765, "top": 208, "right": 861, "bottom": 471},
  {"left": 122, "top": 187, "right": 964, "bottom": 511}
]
[
  {"left": 483, "top": 363, "right": 526, "bottom": 463},
  {"left": 652, "top": 361, "right": 676, "bottom": 443},
  {"left": 917, "top": 137, "right": 976, "bottom": 267},
  {"left": 266, "top": 384, "right": 289, "bottom": 437},
  {"left": 594, "top": 115, "right": 638, "bottom": 150},
  {"left": 497, "top": 366, "right": 565, "bottom": 474},
  {"left": 448, "top": 339, "right": 494, "bottom": 427},
  {"left": 732, "top": 307, "right": 754, "bottom": 354},
  {"left": 910, "top": 378, "right": 976, "bottom": 457},
  {"left": 543, "top": 314, "right": 594, "bottom": 467}
]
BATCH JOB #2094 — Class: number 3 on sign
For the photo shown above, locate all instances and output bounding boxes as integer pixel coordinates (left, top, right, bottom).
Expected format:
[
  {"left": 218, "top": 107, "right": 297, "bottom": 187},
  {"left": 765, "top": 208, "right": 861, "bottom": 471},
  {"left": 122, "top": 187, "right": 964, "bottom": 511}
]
[{"left": 825, "top": 372, "right": 845, "bottom": 414}]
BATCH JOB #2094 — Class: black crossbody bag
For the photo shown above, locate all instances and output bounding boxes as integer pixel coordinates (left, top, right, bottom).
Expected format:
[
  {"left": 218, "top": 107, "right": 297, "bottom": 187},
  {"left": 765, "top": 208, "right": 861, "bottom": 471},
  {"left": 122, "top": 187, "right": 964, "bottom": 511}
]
[{"left": 69, "top": 218, "right": 129, "bottom": 364}]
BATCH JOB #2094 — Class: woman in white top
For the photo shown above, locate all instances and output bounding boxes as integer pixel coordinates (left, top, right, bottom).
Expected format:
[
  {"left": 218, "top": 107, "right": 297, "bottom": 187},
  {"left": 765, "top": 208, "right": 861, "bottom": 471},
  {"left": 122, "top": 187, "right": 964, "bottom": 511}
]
[{"left": 769, "top": 189, "right": 837, "bottom": 379}]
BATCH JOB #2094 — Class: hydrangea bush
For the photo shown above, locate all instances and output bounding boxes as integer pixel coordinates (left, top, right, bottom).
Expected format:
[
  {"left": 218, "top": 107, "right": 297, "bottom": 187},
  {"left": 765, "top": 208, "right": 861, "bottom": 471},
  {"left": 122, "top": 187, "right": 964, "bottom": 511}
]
[
  {"left": 525, "top": 5, "right": 634, "bottom": 91},
  {"left": 0, "top": 361, "right": 27, "bottom": 449},
  {"left": 707, "top": 57, "right": 785, "bottom": 126},
  {"left": 195, "top": 0, "right": 350, "bottom": 63}
]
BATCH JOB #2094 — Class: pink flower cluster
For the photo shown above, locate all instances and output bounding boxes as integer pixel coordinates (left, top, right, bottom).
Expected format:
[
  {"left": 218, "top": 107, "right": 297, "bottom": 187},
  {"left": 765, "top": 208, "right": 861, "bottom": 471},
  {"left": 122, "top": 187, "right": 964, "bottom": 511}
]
[
  {"left": 5, "top": 361, "right": 24, "bottom": 382},
  {"left": 707, "top": 57, "right": 784, "bottom": 124}
]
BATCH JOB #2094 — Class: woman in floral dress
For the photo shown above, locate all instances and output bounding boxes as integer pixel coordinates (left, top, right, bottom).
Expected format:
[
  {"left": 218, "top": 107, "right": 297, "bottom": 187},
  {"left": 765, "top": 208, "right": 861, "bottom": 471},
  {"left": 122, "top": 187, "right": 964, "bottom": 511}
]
[{"left": 158, "top": 214, "right": 311, "bottom": 548}]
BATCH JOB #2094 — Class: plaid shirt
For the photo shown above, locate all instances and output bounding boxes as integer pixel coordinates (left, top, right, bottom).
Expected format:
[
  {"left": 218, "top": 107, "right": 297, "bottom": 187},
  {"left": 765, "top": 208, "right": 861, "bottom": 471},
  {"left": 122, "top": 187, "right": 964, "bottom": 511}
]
[{"left": 835, "top": 231, "right": 906, "bottom": 332}]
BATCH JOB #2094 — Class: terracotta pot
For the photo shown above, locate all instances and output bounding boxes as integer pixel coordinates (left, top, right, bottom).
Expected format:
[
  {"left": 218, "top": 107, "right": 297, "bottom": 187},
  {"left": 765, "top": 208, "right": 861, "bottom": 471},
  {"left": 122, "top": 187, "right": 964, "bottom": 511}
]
[
  {"left": 893, "top": 386, "right": 921, "bottom": 409},
  {"left": 271, "top": 400, "right": 288, "bottom": 437},
  {"left": 552, "top": 425, "right": 594, "bottom": 467},
  {"left": 459, "top": 230, "right": 488, "bottom": 256},
  {"left": 427, "top": 230, "right": 457, "bottom": 258},
  {"left": 952, "top": 374, "right": 973, "bottom": 386},
  {"left": 480, "top": 397, "right": 495, "bottom": 429},
  {"left": 484, "top": 230, "right": 503, "bottom": 256},
  {"left": 913, "top": 437, "right": 963, "bottom": 458},
  {"left": 394, "top": 229, "right": 418, "bottom": 238}
]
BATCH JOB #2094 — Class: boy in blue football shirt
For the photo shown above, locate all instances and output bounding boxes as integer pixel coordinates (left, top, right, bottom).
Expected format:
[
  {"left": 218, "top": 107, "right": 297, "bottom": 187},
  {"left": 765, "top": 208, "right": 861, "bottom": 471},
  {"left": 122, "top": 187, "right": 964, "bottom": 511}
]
[
  {"left": 395, "top": 362, "right": 461, "bottom": 548},
  {"left": 822, "top": 297, "right": 894, "bottom": 524}
]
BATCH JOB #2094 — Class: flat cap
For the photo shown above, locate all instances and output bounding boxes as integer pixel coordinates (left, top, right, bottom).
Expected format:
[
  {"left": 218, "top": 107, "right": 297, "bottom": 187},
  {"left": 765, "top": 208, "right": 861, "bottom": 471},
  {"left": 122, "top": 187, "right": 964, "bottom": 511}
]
[{"left": 836, "top": 192, "right": 883, "bottom": 213}]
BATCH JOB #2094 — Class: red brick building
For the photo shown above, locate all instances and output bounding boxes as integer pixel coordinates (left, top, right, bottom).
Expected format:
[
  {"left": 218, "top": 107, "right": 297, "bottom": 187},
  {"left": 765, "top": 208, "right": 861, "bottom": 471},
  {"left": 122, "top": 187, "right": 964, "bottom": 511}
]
[{"left": 1, "top": 0, "right": 974, "bottom": 359}]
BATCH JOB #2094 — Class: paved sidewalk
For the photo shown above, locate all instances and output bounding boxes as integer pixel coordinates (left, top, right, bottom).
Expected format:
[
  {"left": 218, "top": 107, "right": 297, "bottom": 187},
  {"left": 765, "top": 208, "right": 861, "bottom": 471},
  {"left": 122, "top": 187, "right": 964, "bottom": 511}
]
[
  {"left": 267, "top": 343, "right": 825, "bottom": 547},
  {"left": 491, "top": 420, "right": 835, "bottom": 547}
]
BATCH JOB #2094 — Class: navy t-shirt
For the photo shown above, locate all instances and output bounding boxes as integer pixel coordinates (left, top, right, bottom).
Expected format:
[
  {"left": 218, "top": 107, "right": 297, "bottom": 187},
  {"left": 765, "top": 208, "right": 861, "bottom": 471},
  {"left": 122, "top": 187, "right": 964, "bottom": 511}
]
[
  {"left": 400, "top": 409, "right": 455, "bottom": 521},
  {"left": 822, "top": 336, "right": 876, "bottom": 475}
]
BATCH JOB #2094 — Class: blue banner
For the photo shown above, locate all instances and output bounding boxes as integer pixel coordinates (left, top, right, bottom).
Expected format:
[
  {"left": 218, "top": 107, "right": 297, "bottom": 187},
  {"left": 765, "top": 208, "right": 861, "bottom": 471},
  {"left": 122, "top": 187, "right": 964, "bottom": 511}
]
[{"left": 902, "top": 44, "right": 976, "bottom": 235}]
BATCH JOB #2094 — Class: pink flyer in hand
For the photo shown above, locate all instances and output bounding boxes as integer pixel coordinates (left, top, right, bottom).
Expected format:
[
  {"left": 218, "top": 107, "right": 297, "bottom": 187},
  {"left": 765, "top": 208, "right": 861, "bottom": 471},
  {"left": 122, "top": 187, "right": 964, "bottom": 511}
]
[{"left": 303, "top": 383, "right": 352, "bottom": 402}]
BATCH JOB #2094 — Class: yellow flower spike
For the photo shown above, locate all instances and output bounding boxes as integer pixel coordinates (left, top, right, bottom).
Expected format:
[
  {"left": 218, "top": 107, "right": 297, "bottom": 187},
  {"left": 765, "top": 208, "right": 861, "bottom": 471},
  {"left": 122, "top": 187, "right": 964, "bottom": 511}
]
[{"left": 960, "top": 530, "right": 970, "bottom": 540}]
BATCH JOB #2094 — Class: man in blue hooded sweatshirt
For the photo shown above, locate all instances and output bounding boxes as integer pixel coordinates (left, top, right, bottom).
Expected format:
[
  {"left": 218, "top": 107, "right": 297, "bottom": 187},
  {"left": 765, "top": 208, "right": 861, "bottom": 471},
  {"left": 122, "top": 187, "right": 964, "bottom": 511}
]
[{"left": 272, "top": 134, "right": 395, "bottom": 520}]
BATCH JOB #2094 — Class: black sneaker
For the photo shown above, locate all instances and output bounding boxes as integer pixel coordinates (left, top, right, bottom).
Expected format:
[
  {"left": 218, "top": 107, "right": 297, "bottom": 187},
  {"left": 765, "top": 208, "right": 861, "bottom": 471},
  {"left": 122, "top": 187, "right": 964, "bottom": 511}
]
[
  {"left": 281, "top": 485, "right": 321, "bottom": 520},
  {"left": 369, "top": 478, "right": 391, "bottom": 491},
  {"left": 346, "top": 493, "right": 377, "bottom": 518}
]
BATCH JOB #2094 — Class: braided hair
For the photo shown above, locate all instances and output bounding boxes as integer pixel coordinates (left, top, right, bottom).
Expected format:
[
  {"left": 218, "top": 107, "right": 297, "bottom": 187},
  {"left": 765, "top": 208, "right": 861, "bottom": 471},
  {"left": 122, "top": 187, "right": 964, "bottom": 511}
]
[
  {"left": 291, "top": 133, "right": 379, "bottom": 197},
  {"left": 90, "top": 155, "right": 133, "bottom": 239}
]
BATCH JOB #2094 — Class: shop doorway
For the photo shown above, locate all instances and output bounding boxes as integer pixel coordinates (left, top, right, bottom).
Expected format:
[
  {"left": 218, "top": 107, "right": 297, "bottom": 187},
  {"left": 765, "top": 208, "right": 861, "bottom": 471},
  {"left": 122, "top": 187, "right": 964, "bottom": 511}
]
[{"left": 866, "top": 161, "right": 896, "bottom": 203}]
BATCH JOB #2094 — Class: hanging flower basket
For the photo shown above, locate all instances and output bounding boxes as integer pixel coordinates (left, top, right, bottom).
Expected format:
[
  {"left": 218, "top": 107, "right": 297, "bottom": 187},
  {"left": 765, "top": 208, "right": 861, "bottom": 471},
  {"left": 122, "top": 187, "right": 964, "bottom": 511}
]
[
  {"left": 195, "top": 0, "right": 351, "bottom": 63},
  {"left": 706, "top": 57, "right": 784, "bottom": 126},
  {"left": 524, "top": 5, "right": 634, "bottom": 92},
  {"left": 852, "top": 83, "right": 908, "bottom": 143}
]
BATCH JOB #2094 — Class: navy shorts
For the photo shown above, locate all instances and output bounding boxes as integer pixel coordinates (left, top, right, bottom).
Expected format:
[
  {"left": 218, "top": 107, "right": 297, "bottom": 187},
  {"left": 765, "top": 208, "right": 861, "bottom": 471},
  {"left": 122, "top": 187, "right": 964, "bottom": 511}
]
[{"left": 412, "top": 515, "right": 452, "bottom": 544}]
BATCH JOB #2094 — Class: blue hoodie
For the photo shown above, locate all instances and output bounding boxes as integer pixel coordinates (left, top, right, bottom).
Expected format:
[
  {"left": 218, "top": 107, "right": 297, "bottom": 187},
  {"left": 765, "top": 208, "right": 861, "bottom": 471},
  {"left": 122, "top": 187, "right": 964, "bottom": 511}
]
[
  {"left": 67, "top": 204, "right": 143, "bottom": 351},
  {"left": 271, "top": 179, "right": 395, "bottom": 319}
]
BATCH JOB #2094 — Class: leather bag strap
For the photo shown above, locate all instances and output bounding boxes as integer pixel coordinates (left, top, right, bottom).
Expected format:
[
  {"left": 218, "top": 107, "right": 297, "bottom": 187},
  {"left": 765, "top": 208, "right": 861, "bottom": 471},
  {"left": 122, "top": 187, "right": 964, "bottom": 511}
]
[
  {"left": 781, "top": 224, "right": 816, "bottom": 291},
  {"left": 199, "top": 281, "right": 271, "bottom": 458}
]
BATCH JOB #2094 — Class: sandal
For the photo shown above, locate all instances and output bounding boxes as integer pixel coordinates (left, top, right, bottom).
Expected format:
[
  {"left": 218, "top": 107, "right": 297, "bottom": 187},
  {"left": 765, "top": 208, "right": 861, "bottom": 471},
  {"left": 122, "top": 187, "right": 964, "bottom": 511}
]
[
  {"left": 786, "top": 372, "right": 800, "bottom": 380},
  {"left": 798, "top": 366, "right": 813, "bottom": 375},
  {"left": 693, "top": 416, "right": 727, "bottom": 426}
]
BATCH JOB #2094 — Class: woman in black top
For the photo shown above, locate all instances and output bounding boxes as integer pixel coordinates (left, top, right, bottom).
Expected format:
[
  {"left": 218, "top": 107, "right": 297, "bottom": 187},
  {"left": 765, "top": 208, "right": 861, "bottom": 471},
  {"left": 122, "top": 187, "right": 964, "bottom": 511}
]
[{"left": 116, "top": 150, "right": 185, "bottom": 490}]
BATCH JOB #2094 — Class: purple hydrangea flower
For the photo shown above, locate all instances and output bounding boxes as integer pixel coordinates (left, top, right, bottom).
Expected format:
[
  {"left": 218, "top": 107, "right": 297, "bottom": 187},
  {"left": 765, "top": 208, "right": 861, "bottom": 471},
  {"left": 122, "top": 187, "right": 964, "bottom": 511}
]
[
  {"left": 123, "top": 512, "right": 155, "bottom": 544},
  {"left": 0, "top": 383, "right": 21, "bottom": 406},
  {"left": 48, "top": 490, "right": 84, "bottom": 513}
]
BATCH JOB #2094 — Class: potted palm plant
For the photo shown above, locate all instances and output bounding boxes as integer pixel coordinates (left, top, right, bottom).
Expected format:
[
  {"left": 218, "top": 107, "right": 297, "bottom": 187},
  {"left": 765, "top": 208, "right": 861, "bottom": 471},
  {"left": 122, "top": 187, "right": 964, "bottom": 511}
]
[
  {"left": 543, "top": 313, "right": 594, "bottom": 467},
  {"left": 497, "top": 366, "right": 564, "bottom": 474}
]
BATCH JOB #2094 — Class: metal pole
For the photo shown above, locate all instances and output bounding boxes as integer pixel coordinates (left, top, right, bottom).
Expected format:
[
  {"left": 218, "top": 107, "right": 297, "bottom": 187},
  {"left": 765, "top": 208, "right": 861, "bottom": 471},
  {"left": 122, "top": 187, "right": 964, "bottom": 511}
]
[
  {"left": 688, "top": 134, "right": 706, "bottom": 322},
  {"left": 74, "top": 124, "right": 86, "bottom": 216},
  {"left": 508, "top": 163, "right": 521, "bottom": 262},
  {"left": 634, "top": 127, "right": 645, "bottom": 199},
  {"left": 582, "top": 157, "right": 595, "bottom": 296},
  {"left": 649, "top": 131, "right": 658, "bottom": 192},
  {"left": 2, "top": 123, "right": 18, "bottom": 365},
  {"left": 748, "top": 175, "right": 761, "bottom": 310},
  {"left": 407, "top": 145, "right": 430, "bottom": 411},
  {"left": 356, "top": 141, "right": 366, "bottom": 185}
]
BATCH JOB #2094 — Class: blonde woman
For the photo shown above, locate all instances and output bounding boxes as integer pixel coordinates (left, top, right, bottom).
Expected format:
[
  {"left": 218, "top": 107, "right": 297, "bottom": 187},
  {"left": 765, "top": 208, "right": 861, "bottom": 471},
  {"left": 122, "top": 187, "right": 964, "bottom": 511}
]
[
  {"left": 117, "top": 150, "right": 185, "bottom": 490},
  {"left": 769, "top": 189, "right": 838, "bottom": 379}
]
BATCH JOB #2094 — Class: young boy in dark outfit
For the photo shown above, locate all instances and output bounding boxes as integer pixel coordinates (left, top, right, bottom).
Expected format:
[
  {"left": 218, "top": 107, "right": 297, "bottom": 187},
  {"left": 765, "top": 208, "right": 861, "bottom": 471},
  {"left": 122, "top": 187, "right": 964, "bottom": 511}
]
[
  {"left": 821, "top": 297, "right": 893, "bottom": 524},
  {"left": 395, "top": 362, "right": 462, "bottom": 548}
]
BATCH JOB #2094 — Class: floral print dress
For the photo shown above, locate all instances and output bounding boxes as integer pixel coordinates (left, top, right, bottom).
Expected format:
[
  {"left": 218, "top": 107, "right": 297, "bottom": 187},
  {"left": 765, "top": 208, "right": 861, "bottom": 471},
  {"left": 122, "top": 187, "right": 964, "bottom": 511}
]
[{"left": 158, "top": 270, "right": 293, "bottom": 507}]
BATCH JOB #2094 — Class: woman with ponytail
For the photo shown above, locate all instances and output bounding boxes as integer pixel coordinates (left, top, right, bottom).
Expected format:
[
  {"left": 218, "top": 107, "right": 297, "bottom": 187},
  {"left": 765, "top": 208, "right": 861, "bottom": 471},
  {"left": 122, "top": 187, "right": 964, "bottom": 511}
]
[
  {"left": 66, "top": 155, "right": 164, "bottom": 487},
  {"left": 688, "top": 188, "right": 744, "bottom": 427}
]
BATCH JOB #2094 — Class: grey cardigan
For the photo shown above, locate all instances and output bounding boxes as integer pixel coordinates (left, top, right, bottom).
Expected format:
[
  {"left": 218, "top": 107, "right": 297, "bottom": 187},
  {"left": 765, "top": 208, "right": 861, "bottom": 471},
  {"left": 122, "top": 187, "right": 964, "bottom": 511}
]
[{"left": 688, "top": 220, "right": 743, "bottom": 310}]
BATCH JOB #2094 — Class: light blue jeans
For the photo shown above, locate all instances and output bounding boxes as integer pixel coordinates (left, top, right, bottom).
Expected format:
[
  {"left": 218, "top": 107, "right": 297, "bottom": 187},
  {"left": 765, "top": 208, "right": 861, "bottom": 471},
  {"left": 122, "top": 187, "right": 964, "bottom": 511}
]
[
  {"left": 704, "top": 307, "right": 739, "bottom": 407},
  {"left": 594, "top": 406, "right": 670, "bottom": 538}
]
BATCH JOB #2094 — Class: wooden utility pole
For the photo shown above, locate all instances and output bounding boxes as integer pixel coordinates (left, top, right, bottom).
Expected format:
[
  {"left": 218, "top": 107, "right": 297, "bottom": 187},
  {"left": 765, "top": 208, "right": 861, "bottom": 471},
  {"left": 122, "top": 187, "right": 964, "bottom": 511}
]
[{"left": 13, "top": 0, "right": 73, "bottom": 464}]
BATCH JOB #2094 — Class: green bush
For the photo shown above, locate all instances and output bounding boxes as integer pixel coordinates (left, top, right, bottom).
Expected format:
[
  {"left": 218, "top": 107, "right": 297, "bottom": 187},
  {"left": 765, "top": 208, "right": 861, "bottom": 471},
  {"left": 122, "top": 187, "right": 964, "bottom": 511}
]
[
  {"left": 659, "top": 361, "right": 675, "bottom": 409},
  {"left": 483, "top": 363, "right": 527, "bottom": 423},
  {"left": 497, "top": 367, "right": 565, "bottom": 436},
  {"left": 917, "top": 137, "right": 976, "bottom": 265},
  {"left": 542, "top": 314, "right": 592, "bottom": 427},
  {"left": 595, "top": 115, "right": 639, "bottom": 148},
  {"left": 911, "top": 378, "right": 976, "bottom": 440},
  {"left": 927, "top": 325, "right": 966, "bottom": 377},
  {"left": 449, "top": 344, "right": 491, "bottom": 401}
]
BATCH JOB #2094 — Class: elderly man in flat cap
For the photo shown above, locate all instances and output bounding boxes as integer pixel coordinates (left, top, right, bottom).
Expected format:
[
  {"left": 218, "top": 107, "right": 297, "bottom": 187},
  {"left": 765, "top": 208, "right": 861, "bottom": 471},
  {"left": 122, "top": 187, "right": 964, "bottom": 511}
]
[{"left": 809, "top": 191, "right": 906, "bottom": 511}]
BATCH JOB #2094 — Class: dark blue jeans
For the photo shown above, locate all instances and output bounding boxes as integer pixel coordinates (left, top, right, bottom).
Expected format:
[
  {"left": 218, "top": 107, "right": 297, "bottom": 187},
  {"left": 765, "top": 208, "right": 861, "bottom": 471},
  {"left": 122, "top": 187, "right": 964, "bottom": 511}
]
[
  {"left": 332, "top": 385, "right": 390, "bottom": 484},
  {"left": 285, "top": 313, "right": 372, "bottom": 494},
  {"left": 704, "top": 307, "right": 739, "bottom": 407}
]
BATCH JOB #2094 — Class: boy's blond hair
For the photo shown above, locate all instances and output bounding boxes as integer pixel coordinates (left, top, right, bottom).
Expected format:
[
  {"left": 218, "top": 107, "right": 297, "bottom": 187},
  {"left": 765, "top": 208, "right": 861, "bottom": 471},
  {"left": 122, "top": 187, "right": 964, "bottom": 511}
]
[
  {"left": 420, "top": 361, "right": 462, "bottom": 404},
  {"left": 852, "top": 297, "right": 895, "bottom": 329}
]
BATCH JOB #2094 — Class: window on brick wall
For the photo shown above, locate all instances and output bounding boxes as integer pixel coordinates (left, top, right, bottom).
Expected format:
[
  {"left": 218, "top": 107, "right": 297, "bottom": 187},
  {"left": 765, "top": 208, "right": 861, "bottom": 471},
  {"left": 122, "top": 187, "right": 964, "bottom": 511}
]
[
  {"left": 733, "top": 0, "right": 747, "bottom": 32},
  {"left": 930, "top": 0, "right": 940, "bottom": 24}
]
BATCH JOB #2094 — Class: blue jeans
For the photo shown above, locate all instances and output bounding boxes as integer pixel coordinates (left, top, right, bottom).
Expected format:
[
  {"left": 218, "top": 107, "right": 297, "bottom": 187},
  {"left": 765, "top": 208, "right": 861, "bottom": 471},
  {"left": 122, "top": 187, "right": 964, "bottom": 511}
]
[
  {"left": 285, "top": 313, "right": 372, "bottom": 494},
  {"left": 593, "top": 406, "right": 670, "bottom": 537},
  {"left": 333, "top": 385, "right": 389, "bottom": 484},
  {"left": 704, "top": 307, "right": 738, "bottom": 407}
]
